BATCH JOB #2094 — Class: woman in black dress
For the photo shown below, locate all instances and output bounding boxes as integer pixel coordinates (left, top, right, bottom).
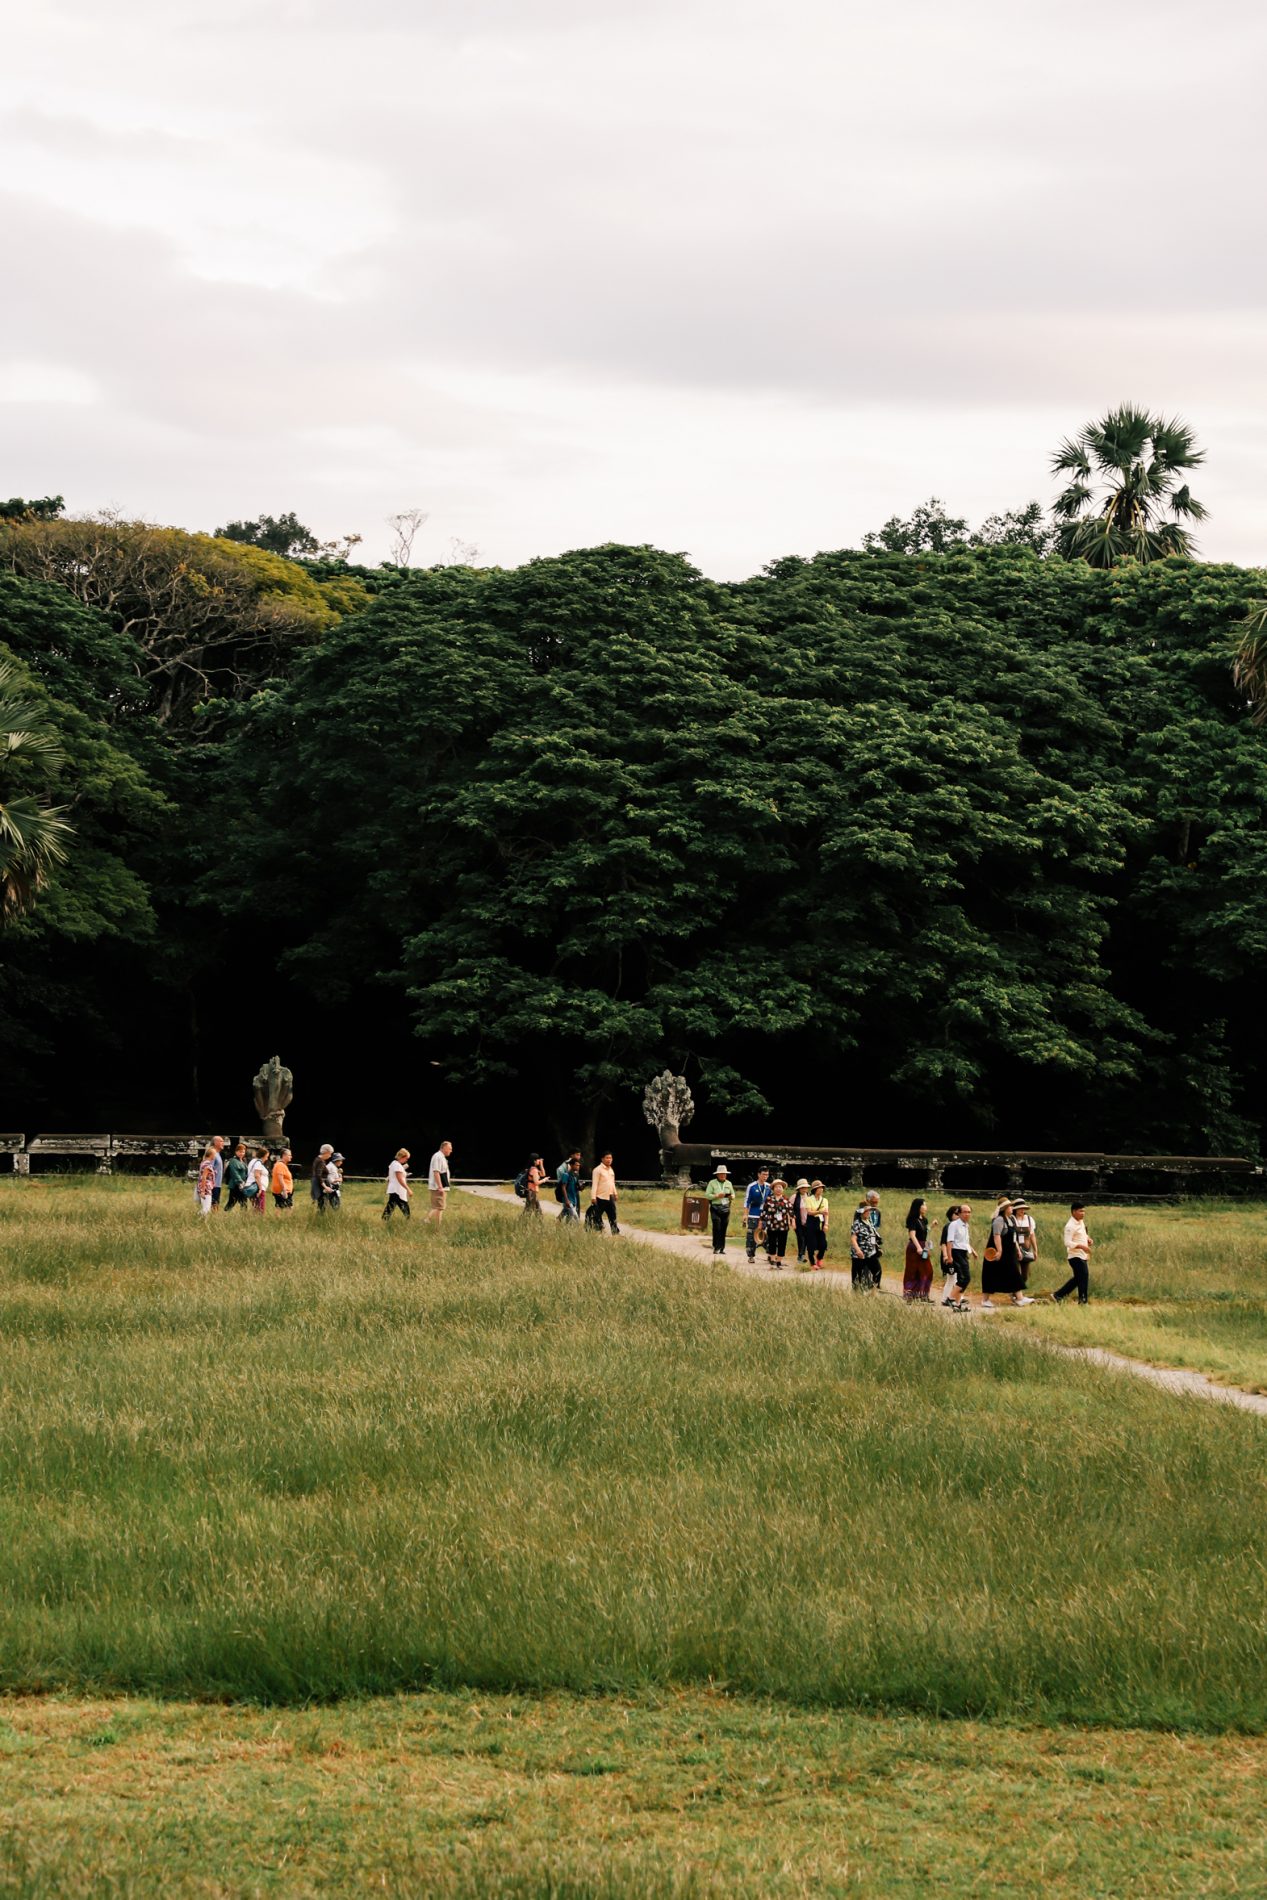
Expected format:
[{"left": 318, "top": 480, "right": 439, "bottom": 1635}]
[{"left": 981, "top": 1196, "right": 1023, "bottom": 1309}]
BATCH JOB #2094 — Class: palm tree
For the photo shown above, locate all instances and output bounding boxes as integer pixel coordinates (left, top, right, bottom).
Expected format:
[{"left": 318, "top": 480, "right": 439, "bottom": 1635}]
[
  {"left": 1051, "top": 405, "right": 1208, "bottom": 566},
  {"left": 0, "top": 660, "right": 72, "bottom": 922},
  {"left": 1234, "top": 602, "right": 1267, "bottom": 725}
]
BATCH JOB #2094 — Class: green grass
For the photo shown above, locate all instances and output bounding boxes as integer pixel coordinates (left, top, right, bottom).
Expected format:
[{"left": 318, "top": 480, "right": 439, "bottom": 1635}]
[
  {"left": 3, "top": 1688, "right": 1267, "bottom": 1897},
  {"left": 1, "top": 1179, "right": 1266, "bottom": 1731},
  {"left": 627, "top": 1189, "right": 1267, "bottom": 1390}
]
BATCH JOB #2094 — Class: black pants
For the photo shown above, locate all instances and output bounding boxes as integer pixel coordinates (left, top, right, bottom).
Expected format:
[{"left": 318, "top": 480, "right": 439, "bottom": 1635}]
[
  {"left": 592, "top": 1197, "right": 619, "bottom": 1233},
  {"left": 949, "top": 1248, "right": 971, "bottom": 1290},
  {"left": 710, "top": 1205, "right": 730, "bottom": 1253},
  {"left": 226, "top": 1185, "right": 247, "bottom": 1210},
  {"left": 803, "top": 1215, "right": 827, "bottom": 1265},
  {"left": 766, "top": 1226, "right": 788, "bottom": 1259},
  {"left": 273, "top": 1193, "right": 293, "bottom": 1210},
  {"left": 382, "top": 1193, "right": 410, "bottom": 1221},
  {"left": 795, "top": 1222, "right": 807, "bottom": 1262},
  {"left": 1054, "top": 1257, "right": 1089, "bottom": 1302},
  {"left": 851, "top": 1251, "right": 876, "bottom": 1289}
]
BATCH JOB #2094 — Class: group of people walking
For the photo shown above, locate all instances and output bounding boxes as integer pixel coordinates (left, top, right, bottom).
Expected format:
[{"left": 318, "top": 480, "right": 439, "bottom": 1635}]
[
  {"left": 515, "top": 1151, "right": 621, "bottom": 1232},
  {"left": 704, "top": 1164, "right": 1095, "bottom": 1306},
  {"left": 194, "top": 1136, "right": 455, "bottom": 1226}
]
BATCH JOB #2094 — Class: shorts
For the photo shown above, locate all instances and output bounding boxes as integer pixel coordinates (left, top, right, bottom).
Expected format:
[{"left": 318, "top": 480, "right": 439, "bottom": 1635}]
[
  {"left": 951, "top": 1249, "right": 971, "bottom": 1290},
  {"left": 273, "top": 1192, "right": 293, "bottom": 1209},
  {"left": 210, "top": 1185, "right": 221, "bottom": 1207},
  {"left": 429, "top": 1187, "right": 448, "bottom": 1210}
]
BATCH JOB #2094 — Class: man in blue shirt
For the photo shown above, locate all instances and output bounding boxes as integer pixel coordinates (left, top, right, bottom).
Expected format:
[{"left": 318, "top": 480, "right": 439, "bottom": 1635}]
[{"left": 745, "top": 1166, "right": 771, "bottom": 1262}]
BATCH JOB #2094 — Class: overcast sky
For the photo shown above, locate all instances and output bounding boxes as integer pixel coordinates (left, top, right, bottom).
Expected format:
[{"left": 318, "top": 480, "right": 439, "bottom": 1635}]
[{"left": 3, "top": 0, "right": 1265, "bottom": 575}]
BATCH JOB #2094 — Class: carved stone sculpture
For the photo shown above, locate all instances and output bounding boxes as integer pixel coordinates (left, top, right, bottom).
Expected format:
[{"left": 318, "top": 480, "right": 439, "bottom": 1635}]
[
  {"left": 252, "top": 1056, "right": 294, "bottom": 1143},
  {"left": 643, "top": 1070, "right": 695, "bottom": 1185}
]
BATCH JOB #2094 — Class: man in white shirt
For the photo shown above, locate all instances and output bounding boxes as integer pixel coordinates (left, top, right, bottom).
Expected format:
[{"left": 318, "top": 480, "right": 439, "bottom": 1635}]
[
  {"left": 428, "top": 1140, "right": 453, "bottom": 1227},
  {"left": 942, "top": 1203, "right": 976, "bottom": 1311},
  {"left": 383, "top": 1148, "right": 411, "bottom": 1221},
  {"left": 1054, "top": 1201, "right": 1093, "bottom": 1304},
  {"left": 590, "top": 1151, "right": 619, "bottom": 1233}
]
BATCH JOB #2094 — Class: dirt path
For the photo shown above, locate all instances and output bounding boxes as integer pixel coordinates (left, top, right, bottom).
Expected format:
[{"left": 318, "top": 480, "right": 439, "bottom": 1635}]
[{"left": 463, "top": 1185, "right": 1267, "bottom": 1419}]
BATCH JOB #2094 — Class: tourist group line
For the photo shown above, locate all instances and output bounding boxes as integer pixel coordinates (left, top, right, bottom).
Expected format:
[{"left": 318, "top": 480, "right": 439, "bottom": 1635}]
[{"left": 195, "top": 1139, "right": 1095, "bottom": 1308}]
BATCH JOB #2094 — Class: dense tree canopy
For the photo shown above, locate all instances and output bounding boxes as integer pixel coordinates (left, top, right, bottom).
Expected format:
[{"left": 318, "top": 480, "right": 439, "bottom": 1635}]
[{"left": 1, "top": 531, "right": 1264, "bottom": 1165}]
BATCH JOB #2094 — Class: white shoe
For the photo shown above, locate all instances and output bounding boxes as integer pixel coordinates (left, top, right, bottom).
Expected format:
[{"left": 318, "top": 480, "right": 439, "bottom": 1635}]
[
  {"left": 1015, "top": 1294, "right": 1035, "bottom": 1306},
  {"left": 980, "top": 1300, "right": 995, "bottom": 1311}
]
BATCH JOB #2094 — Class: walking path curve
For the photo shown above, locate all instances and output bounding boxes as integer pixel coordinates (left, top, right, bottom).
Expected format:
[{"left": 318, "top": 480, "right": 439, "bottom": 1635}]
[{"left": 462, "top": 1186, "right": 1267, "bottom": 1419}]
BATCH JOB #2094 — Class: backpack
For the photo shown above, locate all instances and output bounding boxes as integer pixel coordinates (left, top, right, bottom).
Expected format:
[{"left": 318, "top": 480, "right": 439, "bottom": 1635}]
[
  {"left": 554, "top": 1180, "right": 566, "bottom": 1203},
  {"left": 513, "top": 1170, "right": 529, "bottom": 1199}
]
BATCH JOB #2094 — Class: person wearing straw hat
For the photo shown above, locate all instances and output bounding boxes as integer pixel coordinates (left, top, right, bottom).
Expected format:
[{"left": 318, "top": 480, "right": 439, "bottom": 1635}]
[
  {"left": 761, "top": 1178, "right": 794, "bottom": 1269},
  {"left": 705, "top": 1164, "right": 734, "bottom": 1255},
  {"left": 981, "top": 1195, "right": 1032, "bottom": 1309},
  {"left": 1011, "top": 1196, "right": 1038, "bottom": 1293},
  {"left": 791, "top": 1178, "right": 812, "bottom": 1264},
  {"left": 803, "top": 1180, "right": 830, "bottom": 1270}
]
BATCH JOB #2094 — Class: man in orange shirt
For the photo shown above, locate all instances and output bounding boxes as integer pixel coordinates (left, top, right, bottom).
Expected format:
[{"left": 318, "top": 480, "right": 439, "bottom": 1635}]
[{"left": 271, "top": 1148, "right": 294, "bottom": 1211}]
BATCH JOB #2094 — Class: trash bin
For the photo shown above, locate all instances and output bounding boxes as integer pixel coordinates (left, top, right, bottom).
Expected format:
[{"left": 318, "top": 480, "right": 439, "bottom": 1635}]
[{"left": 681, "top": 1192, "right": 709, "bottom": 1233}]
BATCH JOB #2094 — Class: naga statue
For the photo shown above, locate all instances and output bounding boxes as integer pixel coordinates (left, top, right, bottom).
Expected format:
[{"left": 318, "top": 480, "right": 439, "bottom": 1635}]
[
  {"left": 642, "top": 1070, "right": 695, "bottom": 1184},
  {"left": 252, "top": 1056, "right": 294, "bottom": 1144}
]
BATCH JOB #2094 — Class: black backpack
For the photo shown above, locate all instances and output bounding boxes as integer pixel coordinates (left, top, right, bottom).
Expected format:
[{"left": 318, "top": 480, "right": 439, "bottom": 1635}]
[{"left": 513, "top": 1170, "right": 529, "bottom": 1199}]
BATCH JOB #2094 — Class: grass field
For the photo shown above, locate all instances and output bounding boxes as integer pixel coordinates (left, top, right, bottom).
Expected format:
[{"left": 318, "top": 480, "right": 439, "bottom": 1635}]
[
  {"left": 621, "top": 1190, "right": 1267, "bottom": 1392},
  {"left": 4, "top": 1689, "right": 1267, "bottom": 1897},
  {"left": 2, "top": 1178, "right": 1265, "bottom": 1894}
]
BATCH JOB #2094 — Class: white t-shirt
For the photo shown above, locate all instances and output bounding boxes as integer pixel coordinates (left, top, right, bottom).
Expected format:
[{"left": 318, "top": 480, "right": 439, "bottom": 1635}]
[
  {"left": 429, "top": 1149, "right": 451, "bottom": 1188},
  {"left": 326, "top": 1161, "right": 341, "bottom": 1187},
  {"left": 387, "top": 1158, "right": 409, "bottom": 1199},
  {"left": 947, "top": 1217, "right": 971, "bottom": 1252},
  {"left": 246, "top": 1157, "right": 268, "bottom": 1193},
  {"left": 1014, "top": 1213, "right": 1037, "bottom": 1257}
]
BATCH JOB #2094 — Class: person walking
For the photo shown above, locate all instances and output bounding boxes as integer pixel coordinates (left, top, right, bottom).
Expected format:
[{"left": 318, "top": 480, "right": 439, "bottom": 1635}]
[
  {"left": 803, "top": 1180, "right": 830, "bottom": 1270},
  {"left": 590, "top": 1151, "right": 619, "bottom": 1233},
  {"left": 850, "top": 1200, "right": 880, "bottom": 1289},
  {"left": 560, "top": 1155, "right": 583, "bottom": 1222},
  {"left": 325, "top": 1153, "right": 345, "bottom": 1210},
  {"left": 224, "top": 1141, "right": 249, "bottom": 1210},
  {"left": 271, "top": 1148, "right": 294, "bottom": 1210},
  {"left": 427, "top": 1141, "right": 453, "bottom": 1227},
  {"left": 981, "top": 1196, "right": 1033, "bottom": 1309},
  {"left": 864, "top": 1190, "right": 884, "bottom": 1290},
  {"left": 209, "top": 1134, "right": 226, "bottom": 1211},
  {"left": 311, "top": 1144, "right": 334, "bottom": 1214},
  {"left": 1012, "top": 1197, "right": 1038, "bottom": 1288},
  {"left": 761, "top": 1179, "right": 793, "bottom": 1268},
  {"left": 902, "top": 1198, "right": 931, "bottom": 1300},
  {"left": 706, "top": 1164, "right": 733, "bottom": 1255},
  {"left": 791, "top": 1178, "right": 812, "bottom": 1264},
  {"left": 744, "top": 1166, "right": 771, "bottom": 1262},
  {"left": 383, "top": 1148, "right": 411, "bottom": 1220},
  {"left": 1053, "top": 1201, "right": 1093, "bottom": 1304},
  {"left": 555, "top": 1150, "right": 582, "bottom": 1221},
  {"left": 195, "top": 1145, "right": 216, "bottom": 1217},
  {"left": 942, "top": 1202, "right": 974, "bottom": 1310},
  {"left": 245, "top": 1147, "right": 270, "bottom": 1214},
  {"left": 522, "top": 1155, "right": 546, "bottom": 1216}
]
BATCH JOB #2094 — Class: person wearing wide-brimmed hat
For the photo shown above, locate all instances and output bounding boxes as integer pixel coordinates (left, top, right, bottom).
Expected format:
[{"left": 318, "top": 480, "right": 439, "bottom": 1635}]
[
  {"left": 1011, "top": 1196, "right": 1038, "bottom": 1292},
  {"left": 791, "top": 1178, "right": 812, "bottom": 1263},
  {"left": 803, "top": 1180, "right": 830, "bottom": 1270},
  {"left": 981, "top": 1195, "right": 1031, "bottom": 1309},
  {"left": 705, "top": 1164, "right": 733, "bottom": 1256}
]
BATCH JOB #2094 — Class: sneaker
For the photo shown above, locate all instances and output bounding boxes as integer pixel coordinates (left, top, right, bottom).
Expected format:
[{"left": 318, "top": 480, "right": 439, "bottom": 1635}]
[
  {"left": 980, "top": 1300, "right": 995, "bottom": 1311},
  {"left": 941, "top": 1297, "right": 956, "bottom": 1308},
  {"left": 1015, "top": 1295, "right": 1035, "bottom": 1306}
]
